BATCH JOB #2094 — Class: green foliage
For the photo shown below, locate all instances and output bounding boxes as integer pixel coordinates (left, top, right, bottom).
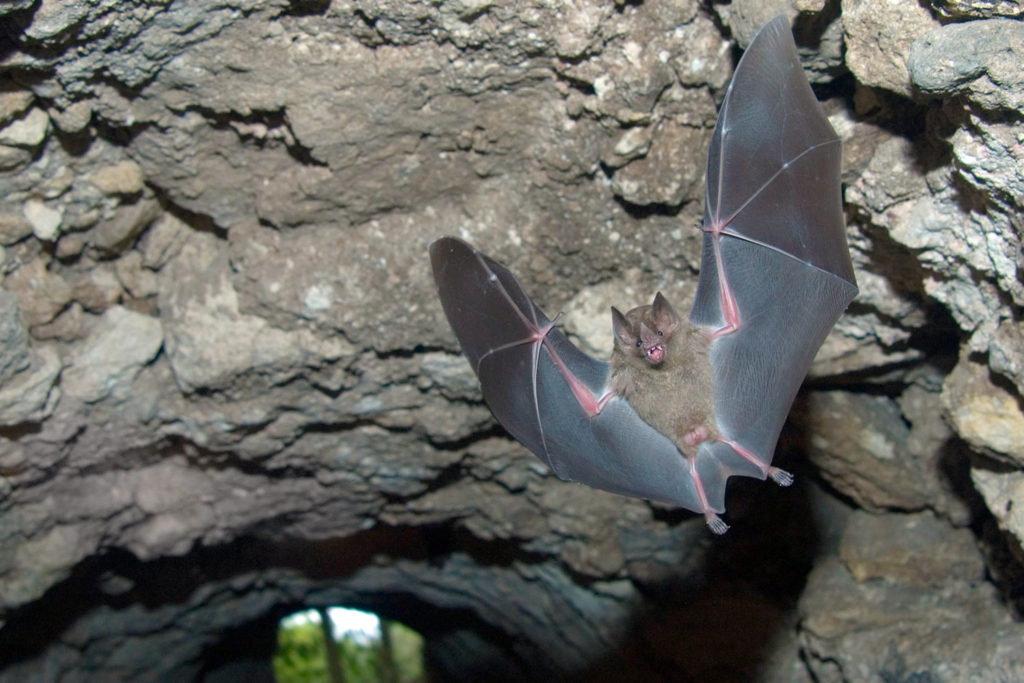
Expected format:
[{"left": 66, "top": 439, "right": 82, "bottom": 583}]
[{"left": 274, "top": 613, "right": 425, "bottom": 683}]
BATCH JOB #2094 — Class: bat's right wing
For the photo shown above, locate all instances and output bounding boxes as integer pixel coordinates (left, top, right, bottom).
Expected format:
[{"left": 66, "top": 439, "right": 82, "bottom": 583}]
[{"left": 430, "top": 236, "right": 707, "bottom": 510}]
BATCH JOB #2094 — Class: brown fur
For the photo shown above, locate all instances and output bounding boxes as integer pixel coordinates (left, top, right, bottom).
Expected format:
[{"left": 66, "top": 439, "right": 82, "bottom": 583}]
[{"left": 609, "top": 294, "right": 717, "bottom": 456}]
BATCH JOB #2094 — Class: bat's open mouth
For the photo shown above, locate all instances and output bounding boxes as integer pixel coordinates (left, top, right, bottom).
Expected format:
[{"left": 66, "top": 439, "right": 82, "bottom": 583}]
[{"left": 646, "top": 344, "right": 665, "bottom": 364}]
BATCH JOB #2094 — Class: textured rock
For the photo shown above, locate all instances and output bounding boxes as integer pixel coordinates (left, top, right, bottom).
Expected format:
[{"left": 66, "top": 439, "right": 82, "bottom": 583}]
[
  {"left": 0, "top": 343, "right": 61, "bottom": 426},
  {"left": 842, "top": 0, "right": 941, "bottom": 97},
  {"left": 971, "top": 468, "right": 1024, "bottom": 547},
  {"left": 800, "top": 556, "right": 1024, "bottom": 681},
  {"left": 159, "top": 230, "right": 356, "bottom": 394},
  {"left": 0, "top": 107, "right": 49, "bottom": 147},
  {"left": 0, "top": 1, "right": 1021, "bottom": 680},
  {"left": 909, "top": 19, "right": 1024, "bottom": 112},
  {"left": 932, "top": 0, "right": 1023, "bottom": 18},
  {"left": 943, "top": 352, "right": 1024, "bottom": 467},
  {"left": 21, "top": 199, "right": 62, "bottom": 241},
  {"left": 62, "top": 306, "right": 163, "bottom": 404},
  {"left": 0, "top": 292, "right": 30, "bottom": 384},
  {"left": 87, "top": 160, "right": 146, "bottom": 196}
]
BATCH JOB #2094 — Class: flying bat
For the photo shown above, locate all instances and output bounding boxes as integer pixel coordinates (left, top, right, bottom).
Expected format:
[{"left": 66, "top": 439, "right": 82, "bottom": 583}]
[{"left": 429, "top": 15, "right": 857, "bottom": 532}]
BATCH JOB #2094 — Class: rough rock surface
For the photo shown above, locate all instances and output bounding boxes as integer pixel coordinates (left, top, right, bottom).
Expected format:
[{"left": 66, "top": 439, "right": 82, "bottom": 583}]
[{"left": 1, "top": 0, "right": 1022, "bottom": 681}]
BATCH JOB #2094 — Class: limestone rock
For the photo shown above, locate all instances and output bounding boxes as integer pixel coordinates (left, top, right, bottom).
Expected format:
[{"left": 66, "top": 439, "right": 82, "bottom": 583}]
[
  {"left": 0, "top": 1, "right": 1022, "bottom": 680},
  {"left": 841, "top": 0, "right": 941, "bottom": 97},
  {"left": 0, "top": 107, "right": 49, "bottom": 148},
  {"left": 800, "top": 557, "right": 1024, "bottom": 681},
  {"left": 931, "top": 0, "right": 1023, "bottom": 18},
  {"left": 4, "top": 258, "right": 73, "bottom": 329},
  {"left": 0, "top": 343, "right": 61, "bottom": 426},
  {"left": 159, "top": 231, "right": 356, "bottom": 394},
  {"left": 62, "top": 306, "right": 163, "bottom": 404},
  {"left": 88, "top": 160, "right": 145, "bottom": 196},
  {"left": 0, "top": 212, "right": 33, "bottom": 245},
  {"left": 0, "top": 292, "right": 30, "bottom": 384},
  {"left": 909, "top": 19, "right": 1024, "bottom": 112},
  {"left": 21, "top": 199, "right": 62, "bottom": 241},
  {"left": 942, "top": 352, "right": 1024, "bottom": 467},
  {"left": 971, "top": 468, "right": 1024, "bottom": 548}
]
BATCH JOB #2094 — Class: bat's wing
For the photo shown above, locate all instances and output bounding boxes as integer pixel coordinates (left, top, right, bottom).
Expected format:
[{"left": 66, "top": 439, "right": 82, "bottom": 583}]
[
  {"left": 689, "top": 16, "right": 858, "bottom": 488},
  {"left": 430, "top": 236, "right": 709, "bottom": 510}
]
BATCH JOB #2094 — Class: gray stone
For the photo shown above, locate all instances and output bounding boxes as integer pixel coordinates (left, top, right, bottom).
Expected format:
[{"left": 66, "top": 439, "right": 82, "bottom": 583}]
[
  {"left": 0, "top": 108, "right": 49, "bottom": 147},
  {"left": 0, "top": 292, "right": 30, "bottom": 384},
  {"left": 931, "top": 0, "right": 1023, "bottom": 18},
  {"left": 0, "top": 1, "right": 1022, "bottom": 680},
  {"left": 91, "top": 198, "right": 161, "bottom": 254},
  {"left": 0, "top": 343, "right": 61, "bottom": 425},
  {"left": 942, "top": 351, "right": 1024, "bottom": 467},
  {"left": 800, "top": 555, "right": 1024, "bottom": 681},
  {"left": 838, "top": 510, "right": 984, "bottom": 588},
  {"left": 0, "top": 212, "right": 33, "bottom": 245},
  {"left": 22, "top": 199, "right": 62, "bottom": 241},
  {"left": 909, "top": 19, "right": 1024, "bottom": 112},
  {"left": 0, "top": 91, "right": 34, "bottom": 127},
  {"left": 842, "top": 0, "right": 941, "bottom": 97},
  {"left": 62, "top": 306, "right": 163, "bottom": 403},
  {"left": 159, "top": 231, "right": 356, "bottom": 394}
]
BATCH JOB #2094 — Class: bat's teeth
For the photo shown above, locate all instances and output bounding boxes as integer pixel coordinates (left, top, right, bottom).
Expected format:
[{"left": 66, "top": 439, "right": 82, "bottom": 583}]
[{"left": 647, "top": 345, "right": 665, "bottom": 364}]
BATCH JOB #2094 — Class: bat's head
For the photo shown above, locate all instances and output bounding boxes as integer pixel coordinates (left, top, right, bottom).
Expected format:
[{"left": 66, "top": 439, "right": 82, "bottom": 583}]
[{"left": 610, "top": 292, "right": 679, "bottom": 367}]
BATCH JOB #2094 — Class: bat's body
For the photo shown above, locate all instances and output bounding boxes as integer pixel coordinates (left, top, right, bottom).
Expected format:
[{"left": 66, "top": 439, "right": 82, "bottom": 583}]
[{"left": 429, "top": 16, "right": 857, "bottom": 532}]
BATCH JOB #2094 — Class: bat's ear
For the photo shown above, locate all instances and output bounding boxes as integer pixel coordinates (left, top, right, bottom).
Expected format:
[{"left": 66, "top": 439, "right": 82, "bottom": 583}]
[
  {"left": 651, "top": 292, "right": 678, "bottom": 332},
  {"left": 611, "top": 307, "right": 636, "bottom": 348}
]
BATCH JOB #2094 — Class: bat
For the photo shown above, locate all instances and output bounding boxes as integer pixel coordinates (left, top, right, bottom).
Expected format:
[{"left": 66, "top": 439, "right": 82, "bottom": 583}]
[{"left": 428, "top": 15, "right": 857, "bottom": 533}]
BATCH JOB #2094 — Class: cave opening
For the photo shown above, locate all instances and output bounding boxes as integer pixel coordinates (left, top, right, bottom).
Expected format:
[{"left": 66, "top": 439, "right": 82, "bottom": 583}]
[{"left": 274, "top": 606, "right": 426, "bottom": 683}]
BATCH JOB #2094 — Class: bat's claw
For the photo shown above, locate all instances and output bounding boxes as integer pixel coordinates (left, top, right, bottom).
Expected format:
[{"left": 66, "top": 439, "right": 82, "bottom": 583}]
[
  {"left": 705, "top": 513, "right": 730, "bottom": 535},
  {"left": 768, "top": 467, "right": 794, "bottom": 487}
]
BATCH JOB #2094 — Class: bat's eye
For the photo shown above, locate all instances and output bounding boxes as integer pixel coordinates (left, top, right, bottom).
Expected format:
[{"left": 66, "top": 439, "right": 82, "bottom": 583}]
[
  {"left": 657, "top": 330, "right": 663, "bottom": 336},
  {"left": 635, "top": 340, "right": 642, "bottom": 347}
]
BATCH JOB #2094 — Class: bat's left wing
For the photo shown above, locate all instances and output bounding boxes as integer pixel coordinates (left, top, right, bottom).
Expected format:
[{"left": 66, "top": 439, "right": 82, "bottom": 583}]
[
  {"left": 429, "top": 237, "right": 707, "bottom": 510},
  {"left": 687, "top": 15, "right": 858, "bottom": 503}
]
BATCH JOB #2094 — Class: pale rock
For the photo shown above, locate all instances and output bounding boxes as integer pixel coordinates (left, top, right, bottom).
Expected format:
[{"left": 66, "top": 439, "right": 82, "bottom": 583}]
[
  {"left": 88, "top": 161, "right": 146, "bottom": 196},
  {"left": 838, "top": 510, "right": 984, "bottom": 589},
  {"left": 160, "top": 232, "right": 356, "bottom": 394},
  {"left": 62, "top": 306, "right": 163, "bottom": 404},
  {"left": 0, "top": 343, "right": 61, "bottom": 425},
  {"left": 49, "top": 100, "right": 93, "bottom": 134},
  {"left": 0, "top": 90, "right": 34, "bottom": 126},
  {"left": 0, "top": 108, "right": 50, "bottom": 148},
  {"left": 21, "top": 0, "right": 90, "bottom": 42},
  {"left": 139, "top": 212, "right": 190, "bottom": 270},
  {"left": 114, "top": 250, "right": 159, "bottom": 299},
  {"left": 0, "top": 292, "right": 30, "bottom": 384},
  {"left": 942, "top": 352, "right": 1024, "bottom": 466},
  {"left": 0, "top": 212, "right": 33, "bottom": 245},
  {"left": 971, "top": 468, "right": 1024, "bottom": 547},
  {"left": 22, "top": 199, "right": 62, "bottom": 241},
  {"left": 842, "top": 0, "right": 941, "bottom": 97},
  {"left": 4, "top": 258, "right": 73, "bottom": 328},
  {"left": 70, "top": 266, "right": 123, "bottom": 312},
  {"left": 91, "top": 198, "right": 161, "bottom": 254},
  {"left": 909, "top": 19, "right": 1024, "bottom": 111}
]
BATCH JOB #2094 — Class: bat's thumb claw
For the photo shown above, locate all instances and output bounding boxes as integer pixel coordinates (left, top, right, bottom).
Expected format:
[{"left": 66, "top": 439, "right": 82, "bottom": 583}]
[
  {"left": 768, "top": 467, "right": 794, "bottom": 487},
  {"left": 705, "top": 514, "right": 730, "bottom": 535}
]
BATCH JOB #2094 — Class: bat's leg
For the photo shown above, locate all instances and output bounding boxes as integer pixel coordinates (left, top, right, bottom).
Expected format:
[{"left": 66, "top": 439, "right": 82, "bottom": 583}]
[
  {"left": 720, "top": 438, "right": 794, "bottom": 486},
  {"left": 687, "top": 458, "right": 729, "bottom": 534},
  {"left": 680, "top": 427, "right": 730, "bottom": 534}
]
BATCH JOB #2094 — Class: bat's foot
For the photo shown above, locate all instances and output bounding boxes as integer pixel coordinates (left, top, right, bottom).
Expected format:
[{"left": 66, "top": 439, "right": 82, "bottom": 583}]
[
  {"left": 705, "top": 513, "right": 730, "bottom": 535},
  {"left": 768, "top": 467, "right": 794, "bottom": 487}
]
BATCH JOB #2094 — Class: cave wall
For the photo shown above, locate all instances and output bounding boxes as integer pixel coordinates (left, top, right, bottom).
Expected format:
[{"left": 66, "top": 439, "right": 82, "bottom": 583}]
[{"left": 1, "top": 0, "right": 1023, "bottom": 680}]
